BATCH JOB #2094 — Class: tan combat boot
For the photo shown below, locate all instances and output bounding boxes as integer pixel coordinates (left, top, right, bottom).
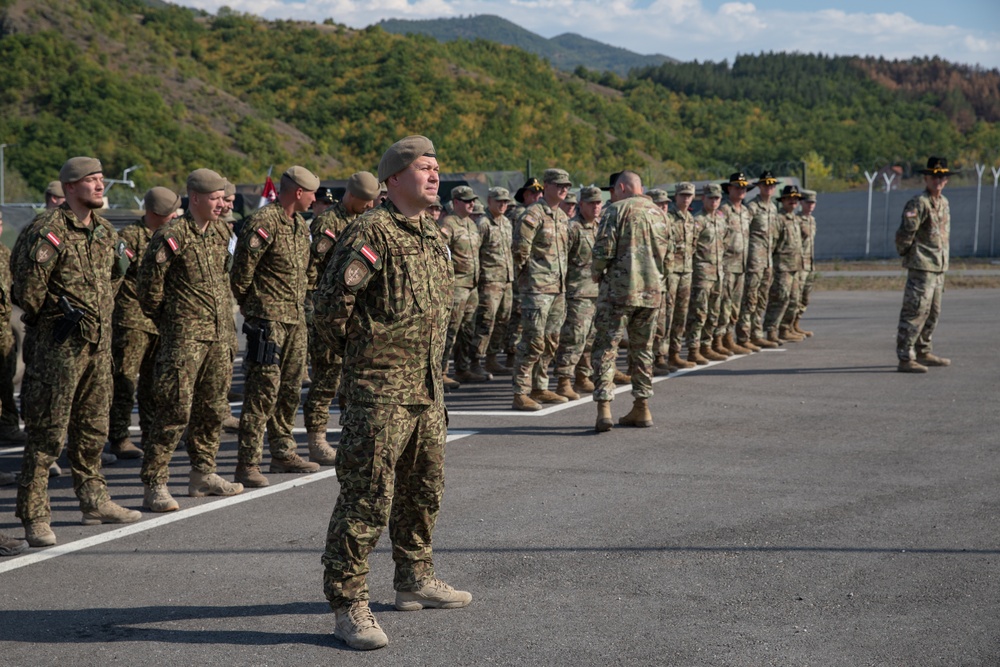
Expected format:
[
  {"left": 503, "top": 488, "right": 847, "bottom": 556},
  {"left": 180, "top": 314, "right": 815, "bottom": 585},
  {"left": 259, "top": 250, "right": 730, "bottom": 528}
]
[
  {"left": 779, "top": 326, "right": 804, "bottom": 342},
  {"left": 653, "top": 354, "right": 669, "bottom": 370},
  {"left": 613, "top": 369, "right": 632, "bottom": 385},
  {"left": 110, "top": 437, "right": 143, "bottom": 460},
  {"left": 82, "top": 500, "right": 141, "bottom": 525},
  {"left": 395, "top": 578, "right": 472, "bottom": 611},
  {"left": 270, "top": 453, "right": 321, "bottom": 474},
  {"left": 669, "top": 344, "right": 696, "bottom": 370},
  {"left": 755, "top": 333, "right": 779, "bottom": 348},
  {"left": 898, "top": 359, "right": 928, "bottom": 373},
  {"left": 512, "top": 394, "right": 542, "bottom": 411},
  {"left": 573, "top": 371, "right": 595, "bottom": 393},
  {"left": 0, "top": 530, "right": 27, "bottom": 556},
  {"left": 235, "top": 462, "right": 270, "bottom": 488},
  {"left": 222, "top": 412, "right": 241, "bottom": 434},
  {"left": 701, "top": 343, "right": 726, "bottom": 361},
  {"left": 143, "top": 484, "right": 180, "bottom": 512},
  {"left": 712, "top": 335, "right": 734, "bottom": 357},
  {"left": 793, "top": 315, "right": 813, "bottom": 337},
  {"left": 307, "top": 431, "right": 337, "bottom": 466},
  {"left": 725, "top": 332, "right": 751, "bottom": 355},
  {"left": 189, "top": 471, "right": 244, "bottom": 498},
  {"left": 442, "top": 374, "right": 461, "bottom": 390},
  {"left": 529, "top": 389, "right": 569, "bottom": 404},
  {"left": 455, "top": 362, "right": 492, "bottom": 383},
  {"left": 687, "top": 346, "right": 709, "bottom": 365},
  {"left": 741, "top": 338, "right": 762, "bottom": 352},
  {"left": 24, "top": 521, "right": 56, "bottom": 547},
  {"left": 555, "top": 377, "right": 580, "bottom": 401},
  {"left": 916, "top": 353, "right": 951, "bottom": 367},
  {"left": 595, "top": 400, "right": 614, "bottom": 433},
  {"left": 333, "top": 600, "right": 389, "bottom": 651},
  {"left": 619, "top": 398, "right": 653, "bottom": 427},
  {"left": 484, "top": 354, "right": 511, "bottom": 376}
]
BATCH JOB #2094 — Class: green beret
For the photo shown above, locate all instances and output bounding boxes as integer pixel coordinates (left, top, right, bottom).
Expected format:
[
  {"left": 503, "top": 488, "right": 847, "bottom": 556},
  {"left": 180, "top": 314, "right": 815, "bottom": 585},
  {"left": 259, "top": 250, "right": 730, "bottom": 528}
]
[
  {"left": 186, "top": 168, "right": 227, "bottom": 194},
  {"left": 451, "top": 185, "right": 477, "bottom": 202},
  {"left": 674, "top": 182, "right": 696, "bottom": 196},
  {"left": 543, "top": 168, "right": 571, "bottom": 185},
  {"left": 378, "top": 135, "right": 436, "bottom": 182},
  {"left": 488, "top": 186, "right": 513, "bottom": 202},
  {"left": 144, "top": 187, "right": 182, "bottom": 216},
  {"left": 59, "top": 156, "right": 102, "bottom": 184},
  {"left": 347, "top": 171, "right": 380, "bottom": 200},
  {"left": 701, "top": 183, "right": 723, "bottom": 198},
  {"left": 45, "top": 180, "right": 64, "bottom": 197},
  {"left": 283, "top": 166, "right": 320, "bottom": 192},
  {"left": 646, "top": 188, "right": 670, "bottom": 204}
]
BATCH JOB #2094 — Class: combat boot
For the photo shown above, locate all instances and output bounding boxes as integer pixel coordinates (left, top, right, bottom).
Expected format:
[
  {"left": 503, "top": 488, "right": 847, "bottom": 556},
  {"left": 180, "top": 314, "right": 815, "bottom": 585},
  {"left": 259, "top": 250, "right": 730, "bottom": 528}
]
[
  {"left": 613, "top": 369, "right": 631, "bottom": 385},
  {"left": 779, "top": 326, "right": 804, "bottom": 342},
  {"left": 669, "top": 344, "right": 696, "bottom": 370},
  {"left": 454, "top": 367, "right": 492, "bottom": 383},
  {"left": 0, "top": 423, "right": 26, "bottom": 443},
  {"left": 726, "top": 333, "right": 752, "bottom": 355},
  {"left": 619, "top": 398, "right": 653, "bottom": 428},
  {"left": 0, "top": 530, "right": 27, "bottom": 556},
  {"left": 484, "top": 354, "right": 511, "bottom": 376},
  {"left": 573, "top": 371, "right": 595, "bottom": 393},
  {"left": 595, "top": 400, "right": 614, "bottom": 433},
  {"left": 653, "top": 354, "right": 668, "bottom": 370},
  {"left": 898, "top": 359, "right": 928, "bottom": 373},
  {"left": 687, "top": 346, "right": 709, "bottom": 365},
  {"left": 442, "top": 375, "right": 461, "bottom": 391},
  {"left": 189, "top": 471, "right": 244, "bottom": 498},
  {"left": 529, "top": 389, "right": 568, "bottom": 404},
  {"left": 48, "top": 462, "right": 62, "bottom": 477},
  {"left": 0, "top": 470, "right": 15, "bottom": 486},
  {"left": 504, "top": 352, "right": 516, "bottom": 369},
  {"left": 396, "top": 577, "right": 472, "bottom": 611},
  {"left": 333, "top": 600, "right": 389, "bottom": 651},
  {"left": 712, "top": 335, "right": 733, "bottom": 357},
  {"left": 110, "top": 437, "right": 143, "bottom": 460},
  {"left": 101, "top": 451, "right": 117, "bottom": 466},
  {"left": 512, "top": 394, "right": 542, "bottom": 411},
  {"left": 555, "top": 377, "right": 580, "bottom": 401},
  {"left": 235, "top": 463, "right": 269, "bottom": 488},
  {"left": 270, "top": 453, "right": 320, "bottom": 474},
  {"left": 741, "top": 338, "right": 762, "bottom": 352},
  {"left": 753, "top": 335, "right": 778, "bottom": 349},
  {"left": 916, "top": 353, "right": 951, "bottom": 367},
  {"left": 765, "top": 330, "right": 785, "bottom": 345},
  {"left": 701, "top": 342, "right": 726, "bottom": 361},
  {"left": 307, "top": 432, "right": 337, "bottom": 466},
  {"left": 793, "top": 315, "right": 813, "bottom": 337},
  {"left": 24, "top": 521, "right": 56, "bottom": 547},
  {"left": 143, "top": 484, "right": 180, "bottom": 512},
  {"left": 81, "top": 500, "right": 141, "bottom": 525},
  {"left": 222, "top": 413, "right": 241, "bottom": 433}
]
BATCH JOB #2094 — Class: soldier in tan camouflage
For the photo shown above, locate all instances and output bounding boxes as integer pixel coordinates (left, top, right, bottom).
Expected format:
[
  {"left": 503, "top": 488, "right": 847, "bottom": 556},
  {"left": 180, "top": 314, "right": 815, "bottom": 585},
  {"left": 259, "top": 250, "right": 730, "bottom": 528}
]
[
  {"left": 656, "top": 183, "right": 698, "bottom": 370},
  {"left": 763, "top": 185, "right": 806, "bottom": 344},
  {"left": 504, "top": 178, "right": 544, "bottom": 367},
  {"left": 12, "top": 156, "right": 140, "bottom": 547},
  {"left": 715, "top": 174, "right": 753, "bottom": 355},
  {"left": 787, "top": 189, "right": 817, "bottom": 337},
  {"left": 737, "top": 171, "right": 780, "bottom": 350},
  {"left": 896, "top": 157, "right": 953, "bottom": 373},
  {"left": 685, "top": 184, "right": 728, "bottom": 364},
  {"left": 471, "top": 186, "right": 515, "bottom": 377}
]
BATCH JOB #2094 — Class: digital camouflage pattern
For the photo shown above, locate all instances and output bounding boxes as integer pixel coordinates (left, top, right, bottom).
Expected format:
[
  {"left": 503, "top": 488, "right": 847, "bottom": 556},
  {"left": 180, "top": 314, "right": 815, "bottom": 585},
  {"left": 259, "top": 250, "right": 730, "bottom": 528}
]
[
  {"left": 686, "top": 209, "right": 726, "bottom": 347},
  {"left": 554, "top": 216, "right": 600, "bottom": 379},
  {"left": 716, "top": 200, "right": 751, "bottom": 337},
  {"left": 764, "top": 210, "right": 804, "bottom": 332},
  {"left": 440, "top": 214, "right": 481, "bottom": 372},
  {"left": 512, "top": 200, "right": 569, "bottom": 295},
  {"left": 512, "top": 292, "right": 566, "bottom": 394},
  {"left": 471, "top": 211, "right": 514, "bottom": 357},
  {"left": 738, "top": 197, "right": 779, "bottom": 342},
  {"left": 896, "top": 190, "right": 950, "bottom": 360}
]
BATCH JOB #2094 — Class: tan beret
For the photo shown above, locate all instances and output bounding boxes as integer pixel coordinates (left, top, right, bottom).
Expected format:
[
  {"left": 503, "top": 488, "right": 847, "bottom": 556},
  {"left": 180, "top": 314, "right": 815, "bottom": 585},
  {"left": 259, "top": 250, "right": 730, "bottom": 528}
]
[
  {"left": 45, "top": 180, "right": 64, "bottom": 198},
  {"left": 543, "top": 168, "right": 571, "bottom": 185},
  {"left": 283, "top": 166, "right": 320, "bottom": 192},
  {"left": 488, "top": 186, "right": 513, "bottom": 202},
  {"left": 144, "top": 187, "right": 182, "bottom": 216},
  {"left": 186, "top": 168, "right": 227, "bottom": 194},
  {"left": 347, "top": 171, "right": 380, "bottom": 200},
  {"left": 674, "top": 182, "right": 696, "bottom": 196},
  {"left": 224, "top": 180, "right": 236, "bottom": 197},
  {"left": 59, "top": 157, "right": 102, "bottom": 184},
  {"left": 378, "top": 135, "right": 436, "bottom": 182}
]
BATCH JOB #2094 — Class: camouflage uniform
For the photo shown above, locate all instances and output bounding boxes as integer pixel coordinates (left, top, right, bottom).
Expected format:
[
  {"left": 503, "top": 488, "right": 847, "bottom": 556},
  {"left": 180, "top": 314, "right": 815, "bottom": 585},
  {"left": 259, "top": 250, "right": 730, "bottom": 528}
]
[
  {"left": 685, "top": 209, "right": 726, "bottom": 348},
  {"left": 591, "top": 195, "right": 669, "bottom": 401},
  {"left": 554, "top": 215, "right": 599, "bottom": 380},
  {"left": 763, "top": 209, "right": 804, "bottom": 333},
  {"left": 303, "top": 201, "right": 358, "bottom": 434},
  {"left": 0, "top": 243, "right": 20, "bottom": 432},
  {"left": 109, "top": 219, "right": 159, "bottom": 446},
  {"left": 716, "top": 200, "right": 750, "bottom": 338},
  {"left": 313, "top": 200, "right": 452, "bottom": 609},
  {"left": 471, "top": 210, "right": 514, "bottom": 357},
  {"left": 439, "top": 214, "right": 481, "bottom": 374},
  {"left": 656, "top": 208, "right": 696, "bottom": 355},
  {"left": 792, "top": 211, "right": 817, "bottom": 324},
  {"left": 231, "top": 201, "right": 311, "bottom": 465},
  {"left": 737, "top": 197, "right": 778, "bottom": 342},
  {"left": 895, "top": 190, "right": 950, "bottom": 360},
  {"left": 12, "top": 205, "right": 126, "bottom": 523},
  {"left": 511, "top": 200, "right": 569, "bottom": 395},
  {"left": 138, "top": 212, "right": 236, "bottom": 486}
]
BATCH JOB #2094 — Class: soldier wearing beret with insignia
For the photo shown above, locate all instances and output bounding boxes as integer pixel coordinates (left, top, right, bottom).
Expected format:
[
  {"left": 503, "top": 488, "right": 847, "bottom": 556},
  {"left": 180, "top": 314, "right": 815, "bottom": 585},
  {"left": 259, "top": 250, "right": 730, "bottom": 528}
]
[
  {"left": 11, "top": 156, "right": 139, "bottom": 547},
  {"left": 313, "top": 135, "right": 470, "bottom": 651},
  {"left": 895, "top": 157, "right": 953, "bottom": 373}
]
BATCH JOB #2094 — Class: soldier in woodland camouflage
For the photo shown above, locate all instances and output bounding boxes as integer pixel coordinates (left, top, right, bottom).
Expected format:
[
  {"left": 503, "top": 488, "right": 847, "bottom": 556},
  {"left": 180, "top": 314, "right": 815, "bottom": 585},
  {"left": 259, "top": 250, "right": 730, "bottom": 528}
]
[
  {"left": 684, "top": 184, "right": 728, "bottom": 365},
  {"left": 471, "top": 186, "right": 515, "bottom": 377},
  {"left": 313, "top": 136, "right": 470, "bottom": 652},
  {"left": 12, "top": 157, "right": 139, "bottom": 548},
  {"left": 0, "top": 211, "right": 25, "bottom": 444},
  {"left": 763, "top": 185, "right": 806, "bottom": 344},
  {"left": 895, "top": 157, "right": 953, "bottom": 373},
  {"left": 737, "top": 171, "right": 780, "bottom": 350},
  {"left": 787, "top": 189, "right": 817, "bottom": 337}
]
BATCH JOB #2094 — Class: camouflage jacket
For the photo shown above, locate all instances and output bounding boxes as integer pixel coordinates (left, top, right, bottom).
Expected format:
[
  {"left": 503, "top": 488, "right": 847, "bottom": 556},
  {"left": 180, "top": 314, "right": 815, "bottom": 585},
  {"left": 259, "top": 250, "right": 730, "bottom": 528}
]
[
  {"left": 307, "top": 200, "right": 357, "bottom": 291},
  {"left": 12, "top": 204, "right": 126, "bottom": 348},
  {"left": 592, "top": 194, "right": 668, "bottom": 308},
  {"left": 665, "top": 208, "right": 696, "bottom": 274},
  {"left": 231, "top": 201, "right": 310, "bottom": 324},
  {"left": 312, "top": 200, "right": 453, "bottom": 406},
  {"left": 720, "top": 200, "right": 750, "bottom": 274},
  {"left": 692, "top": 209, "right": 727, "bottom": 281},
  {"left": 800, "top": 214, "right": 816, "bottom": 272},
  {"left": 476, "top": 211, "right": 514, "bottom": 284},
  {"left": 771, "top": 210, "right": 804, "bottom": 273},
  {"left": 0, "top": 244, "right": 11, "bottom": 327},
  {"left": 114, "top": 219, "right": 158, "bottom": 334},
  {"left": 137, "top": 212, "right": 235, "bottom": 342},
  {"left": 565, "top": 216, "right": 599, "bottom": 299},
  {"left": 895, "top": 191, "right": 949, "bottom": 272},
  {"left": 513, "top": 199, "right": 569, "bottom": 294},
  {"left": 440, "top": 213, "right": 481, "bottom": 288},
  {"left": 746, "top": 196, "right": 778, "bottom": 272}
]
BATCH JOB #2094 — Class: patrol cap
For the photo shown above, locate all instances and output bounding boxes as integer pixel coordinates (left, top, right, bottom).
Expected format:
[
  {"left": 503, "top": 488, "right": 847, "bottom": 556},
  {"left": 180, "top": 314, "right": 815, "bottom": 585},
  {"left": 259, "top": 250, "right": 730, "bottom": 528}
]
[
  {"left": 471, "top": 200, "right": 485, "bottom": 216},
  {"left": 451, "top": 185, "right": 478, "bottom": 202},
  {"left": 701, "top": 183, "right": 723, "bottom": 198},
  {"left": 347, "top": 171, "right": 380, "bottom": 200},
  {"left": 144, "top": 187, "right": 182, "bottom": 216},
  {"left": 378, "top": 135, "right": 436, "bottom": 182},
  {"left": 579, "top": 186, "right": 603, "bottom": 203},
  {"left": 488, "top": 186, "right": 513, "bottom": 202},
  {"left": 429, "top": 195, "right": 443, "bottom": 209},
  {"left": 223, "top": 180, "right": 236, "bottom": 197},
  {"left": 45, "top": 181, "right": 64, "bottom": 198},
  {"left": 778, "top": 184, "right": 802, "bottom": 199},
  {"left": 646, "top": 188, "right": 670, "bottom": 204},
  {"left": 283, "top": 166, "right": 320, "bottom": 192},
  {"left": 59, "top": 156, "right": 102, "bottom": 184},
  {"left": 674, "top": 182, "right": 696, "bottom": 196},
  {"left": 543, "top": 168, "right": 572, "bottom": 185},
  {"left": 186, "top": 168, "right": 227, "bottom": 193},
  {"left": 801, "top": 189, "right": 817, "bottom": 203},
  {"left": 563, "top": 191, "right": 578, "bottom": 205}
]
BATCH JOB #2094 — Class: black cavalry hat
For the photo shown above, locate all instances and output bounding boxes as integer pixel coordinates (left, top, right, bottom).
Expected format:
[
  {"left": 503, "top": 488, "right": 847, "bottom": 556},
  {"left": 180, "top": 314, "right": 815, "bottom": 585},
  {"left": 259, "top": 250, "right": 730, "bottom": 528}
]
[{"left": 919, "top": 156, "right": 953, "bottom": 176}]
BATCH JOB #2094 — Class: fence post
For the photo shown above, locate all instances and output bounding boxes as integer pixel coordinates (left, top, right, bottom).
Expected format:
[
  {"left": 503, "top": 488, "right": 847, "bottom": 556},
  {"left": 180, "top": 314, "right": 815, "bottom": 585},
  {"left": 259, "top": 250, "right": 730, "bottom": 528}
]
[
  {"left": 882, "top": 172, "right": 896, "bottom": 259},
  {"left": 974, "top": 164, "right": 986, "bottom": 256},
  {"left": 865, "top": 171, "right": 877, "bottom": 257},
  {"left": 991, "top": 166, "right": 1000, "bottom": 258}
]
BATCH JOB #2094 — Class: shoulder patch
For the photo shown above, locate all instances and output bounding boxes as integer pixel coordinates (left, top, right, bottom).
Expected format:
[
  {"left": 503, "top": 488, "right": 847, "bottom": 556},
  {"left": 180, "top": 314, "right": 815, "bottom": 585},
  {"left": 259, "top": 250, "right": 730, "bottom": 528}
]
[
  {"left": 33, "top": 240, "right": 57, "bottom": 264},
  {"left": 344, "top": 259, "right": 369, "bottom": 288},
  {"left": 165, "top": 236, "right": 180, "bottom": 253},
  {"left": 323, "top": 228, "right": 337, "bottom": 240},
  {"left": 905, "top": 210, "right": 917, "bottom": 218},
  {"left": 359, "top": 244, "right": 379, "bottom": 267},
  {"left": 45, "top": 231, "right": 61, "bottom": 248},
  {"left": 316, "top": 237, "right": 333, "bottom": 255},
  {"left": 256, "top": 227, "right": 270, "bottom": 240}
]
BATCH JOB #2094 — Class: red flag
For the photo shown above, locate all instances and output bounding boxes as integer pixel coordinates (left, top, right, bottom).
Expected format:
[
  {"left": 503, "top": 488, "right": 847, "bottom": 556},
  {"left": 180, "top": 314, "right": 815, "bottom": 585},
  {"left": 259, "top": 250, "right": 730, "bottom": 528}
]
[{"left": 258, "top": 175, "right": 277, "bottom": 208}]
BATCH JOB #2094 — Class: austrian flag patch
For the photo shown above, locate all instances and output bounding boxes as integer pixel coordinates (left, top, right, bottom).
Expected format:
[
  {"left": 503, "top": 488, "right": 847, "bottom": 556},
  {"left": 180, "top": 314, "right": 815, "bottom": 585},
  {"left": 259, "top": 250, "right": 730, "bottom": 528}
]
[
  {"left": 256, "top": 227, "right": 270, "bottom": 240},
  {"left": 124, "top": 247, "right": 135, "bottom": 260},
  {"left": 45, "top": 232, "right": 61, "bottom": 247},
  {"left": 323, "top": 228, "right": 336, "bottom": 240},
  {"left": 360, "top": 244, "right": 379, "bottom": 266},
  {"left": 166, "top": 237, "right": 180, "bottom": 252}
]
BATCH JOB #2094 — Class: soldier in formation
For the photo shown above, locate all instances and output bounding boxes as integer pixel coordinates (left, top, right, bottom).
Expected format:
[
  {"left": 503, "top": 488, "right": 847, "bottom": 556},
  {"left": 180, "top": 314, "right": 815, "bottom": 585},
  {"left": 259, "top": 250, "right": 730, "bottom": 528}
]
[{"left": 471, "top": 186, "right": 515, "bottom": 377}]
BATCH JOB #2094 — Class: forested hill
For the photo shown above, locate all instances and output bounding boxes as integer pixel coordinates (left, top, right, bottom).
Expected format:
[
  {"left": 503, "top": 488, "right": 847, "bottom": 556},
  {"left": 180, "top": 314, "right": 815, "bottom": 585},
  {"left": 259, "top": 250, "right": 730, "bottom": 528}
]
[
  {"left": 377, "top": 15, "right": 677, "bottom": 76},
  {"left": 0, "top": 0, "right": 997, "bottom": 202}
]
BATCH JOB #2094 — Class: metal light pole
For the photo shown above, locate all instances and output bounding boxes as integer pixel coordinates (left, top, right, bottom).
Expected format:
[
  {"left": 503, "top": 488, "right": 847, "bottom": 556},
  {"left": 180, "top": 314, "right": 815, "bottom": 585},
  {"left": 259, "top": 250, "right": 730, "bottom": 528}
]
[
  {"left": 864, "top": 170, "right": 877, "bottom": 257},
  {"left": 974, "top": 163, "right": 985, "bottom": 257},
  {"left": 882, "top": 172, "right": 896, "bottom": 258}
]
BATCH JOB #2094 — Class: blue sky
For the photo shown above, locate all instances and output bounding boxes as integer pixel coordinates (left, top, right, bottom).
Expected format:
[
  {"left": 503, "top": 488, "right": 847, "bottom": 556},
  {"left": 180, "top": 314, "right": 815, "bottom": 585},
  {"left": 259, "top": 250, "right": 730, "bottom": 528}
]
[{"left": 175, "top": 0, "right": 1000, "bottom": 69}]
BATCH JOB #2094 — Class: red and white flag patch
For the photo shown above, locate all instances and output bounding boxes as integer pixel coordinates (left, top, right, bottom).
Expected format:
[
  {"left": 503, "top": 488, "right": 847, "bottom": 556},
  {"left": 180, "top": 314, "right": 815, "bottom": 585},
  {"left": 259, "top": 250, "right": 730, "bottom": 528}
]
[
  {"left": 360, "top": 244, "right": 379, "bottom": 265},
  {"left": 256, "top": 227, "right": 270, "bottom": 240},
  {"left": 324, "top": 228, "right": 336, "bottom": 240},
  {"left": 45, "top": 232, "right": 61, "bottom": 247},
  {"left": 166, "top": 237, "right": 180, "bottom": 252}
]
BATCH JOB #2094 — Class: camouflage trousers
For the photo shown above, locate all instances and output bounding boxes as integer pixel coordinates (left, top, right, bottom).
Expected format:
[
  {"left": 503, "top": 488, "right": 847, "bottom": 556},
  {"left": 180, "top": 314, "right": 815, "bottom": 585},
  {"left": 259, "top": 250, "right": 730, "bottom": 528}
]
[
  {"left": 554, "top": 296, "right": 597, "bottom": 379},
  {"left": 655, "top": 271, "right": 692, "bottom": 355},
  {"left": 896, "top": 269, "right": 945, "bottom": 361},
  {"left": 685, "top": 275, "right": 722, "bottom": 348},
  {"left": 0, "top": 324, "right": 18, "bottom": 427},
  {"left": 322, "top": 401, "right": 446, "bottom": 609},
  {"left": 142, "top": 336, "right": 233, "bottom": 485},
  {"left": 109, "top": 326, "right": 159, "bottom": 444},
  {"left": 795, "top": 270, "right": 816, "bottom": 318},
  {"left": 763, "top": 270, "right": 798, "bottom": 333},
  {"left": 303, "top": 320, "right": 342, "bottom": 434},
  {"left": 715, "top": 271, "right": 745, "bottom": 337},
  {"left": 19, "top": 325, "right": 36, "bottom": 419},
  {"left": 512, "top": 292, "right": 566, "bottom": 394},
  {"left": 237, "top": 317, "right": 307, "bottom": 466},
  {"left": 471, "top": 281, "right": 513, "bottom": 358},
  {"left": 444, "top": 284, "right": 478, "bottom": 373},
  {"left": 737, "top": 268, "right": 773, "bottom": 342},
  {"left": 17, "top": 333, "right": 111, "bottom": 523},
  {"left": 592, "top": 302, "right": 658, "bottom": 402},
  {"left": 504, "top": 285, "right": 522, "bottom": 355}
]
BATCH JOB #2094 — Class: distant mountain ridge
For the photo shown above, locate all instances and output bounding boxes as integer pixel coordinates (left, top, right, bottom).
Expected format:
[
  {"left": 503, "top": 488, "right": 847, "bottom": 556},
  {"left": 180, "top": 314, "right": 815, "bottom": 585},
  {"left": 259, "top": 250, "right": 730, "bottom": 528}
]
[{"left": 377, "top": 14, "right": 677, "bottom": 75}]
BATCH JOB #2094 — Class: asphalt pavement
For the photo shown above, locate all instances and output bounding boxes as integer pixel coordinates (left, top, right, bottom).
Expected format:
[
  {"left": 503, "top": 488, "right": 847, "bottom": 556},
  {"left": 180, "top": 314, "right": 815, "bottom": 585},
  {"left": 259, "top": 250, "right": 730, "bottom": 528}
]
[{"left": 1, "top": 289, "right": 998, "bottom": 666}]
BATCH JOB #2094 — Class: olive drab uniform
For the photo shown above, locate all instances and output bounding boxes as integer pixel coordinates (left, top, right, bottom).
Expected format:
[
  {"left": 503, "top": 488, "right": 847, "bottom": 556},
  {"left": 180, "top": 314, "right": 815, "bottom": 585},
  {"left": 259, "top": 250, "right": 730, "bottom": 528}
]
[
  {"left": 12, "top": 205, "right": 127, "bottom": 523},
  {"left": 231, "top": 201, "right": 311, "bottom": 465},
  {"left": 313, "top": 200, "right": 453, "bottom": 609},
  {"left": 137, "top": 212, "right": 236, "bottom": 486},
  {"left": 737, "top": 197, "right": 778, "bottom": 343}
]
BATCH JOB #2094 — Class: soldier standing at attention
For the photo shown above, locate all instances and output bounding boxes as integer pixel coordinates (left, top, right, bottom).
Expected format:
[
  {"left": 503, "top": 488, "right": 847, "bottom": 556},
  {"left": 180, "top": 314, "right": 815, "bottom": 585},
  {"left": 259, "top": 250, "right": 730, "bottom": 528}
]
[
  {"left": 13, "top": 156, "right": 139, "bottom": 547},
  {"left": 658, "top": 183, "right": 697, "bottom": 370},
  {"left": 231, "top": 167, "right": 322, "bottom": 486},
  {"left": 895, "top": 157, "right": 953, "bottom": 373},
  {"left": 504, "top": 178, "right": 544, "bottom": 368},
  {"left": 763, "top": 185, "right": 806, "bottom": 344},
  {"left": 737, "top": 171, "right": 780, "bottom": 350},
  {"left": 788, "top": 189, "right": 817, "bottom": 338},
  {"left": 314, "top": 136, "right": 470, "bottom": 651},
  {"left": 559, "top": 189, "right": 578, "bottom": 219},
  {"left": 591, "top": 171, "right": 669, "bottom": 432},
  {"left": 471, "top": 186, "right": 515, "bottom": 377},
  {"left": 0, "top": 210, "right": 26, "bottom": 444},
  {"left": 685, "top": 184, "right": 728, "bottom": 365},
  {"left": 303, "top": 172, "right": 379, "bottom": 463},
  {"left": 511, "top": 168, "right": 572, "bottom": 411},
  {"left": 107, "top": 187, "right": 180, "bottom": 461},
  {"left": 717, "top": 173, "right": 754, "bottom": 355}
]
